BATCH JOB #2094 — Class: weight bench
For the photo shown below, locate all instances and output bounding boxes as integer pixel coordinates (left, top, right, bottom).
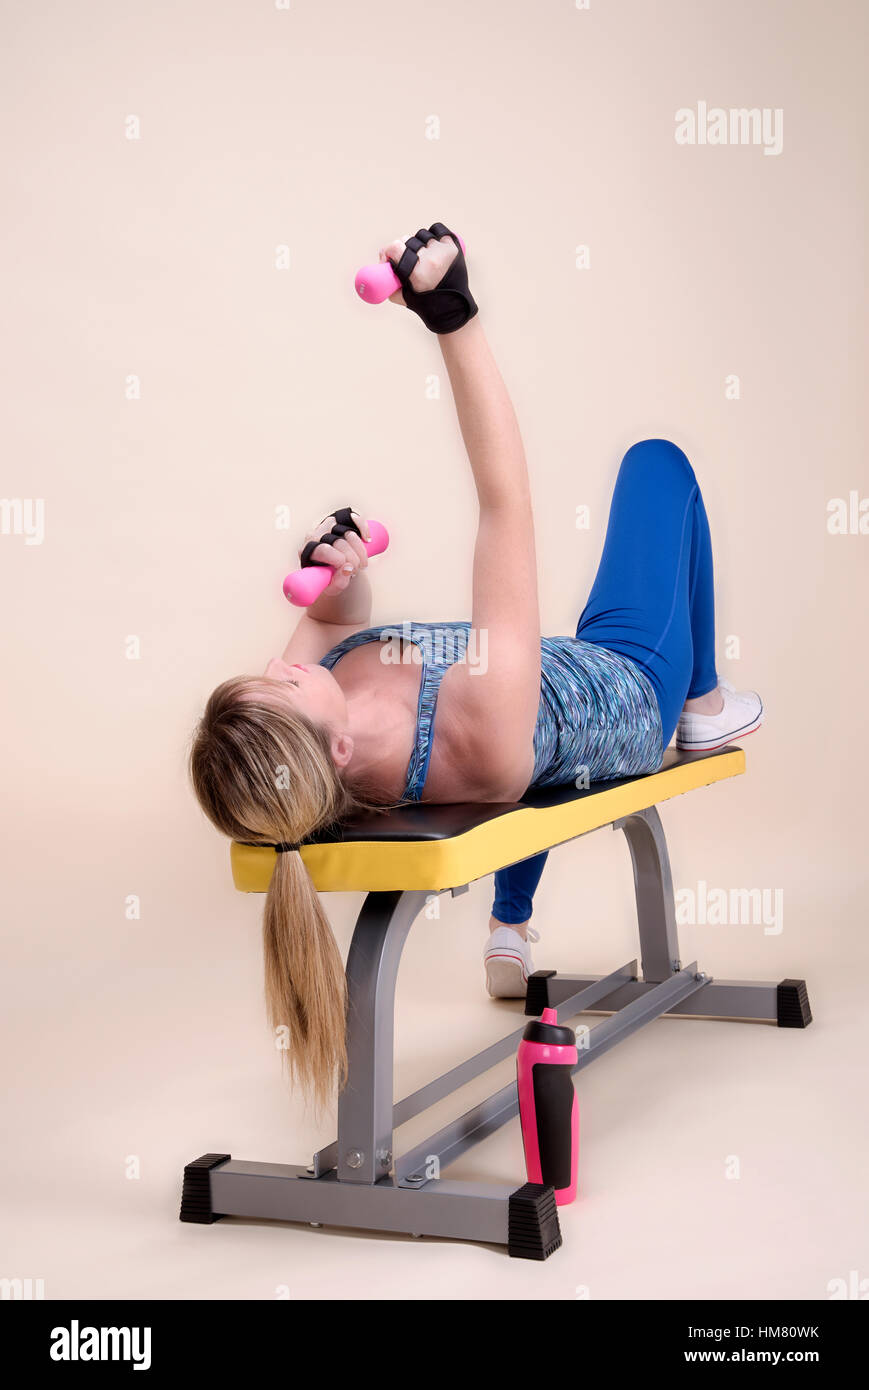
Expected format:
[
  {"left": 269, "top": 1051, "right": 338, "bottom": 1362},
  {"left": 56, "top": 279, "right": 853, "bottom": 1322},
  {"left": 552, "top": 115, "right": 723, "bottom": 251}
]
[{"left": 180, "top": 745, "right": 811, "bottom": 1258}]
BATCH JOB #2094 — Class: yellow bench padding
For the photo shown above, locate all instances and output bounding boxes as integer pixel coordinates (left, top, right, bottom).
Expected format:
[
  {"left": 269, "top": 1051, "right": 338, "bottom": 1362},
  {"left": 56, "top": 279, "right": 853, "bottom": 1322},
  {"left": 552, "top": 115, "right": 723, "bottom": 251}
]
[{"left": 230, "top": 748, "right": 745, "bottom": 895}]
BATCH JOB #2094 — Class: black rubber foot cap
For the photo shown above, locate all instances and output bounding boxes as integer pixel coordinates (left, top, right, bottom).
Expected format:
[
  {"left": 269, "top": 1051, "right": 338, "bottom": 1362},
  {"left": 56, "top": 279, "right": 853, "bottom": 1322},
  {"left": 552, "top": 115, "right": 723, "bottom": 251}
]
[
  {"left": 508, "top": 1182, "right": 562, "bottom": 1260},
  {"left": 777, "top": 979, "right": 812, "bottom": 1028},
  {"left": 179, "top": 1152, "right": 230, "bottom": 1223},
  {"left": 525, "top": 970, "right": 557, "bottom": 1017}
]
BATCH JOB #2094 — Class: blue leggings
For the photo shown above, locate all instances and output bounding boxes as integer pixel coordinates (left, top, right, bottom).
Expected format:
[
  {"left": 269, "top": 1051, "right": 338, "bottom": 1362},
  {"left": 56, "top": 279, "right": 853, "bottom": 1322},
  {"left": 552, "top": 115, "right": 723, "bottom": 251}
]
[{"left": 491, "top": 438, "right": 718, "bottom": 926}]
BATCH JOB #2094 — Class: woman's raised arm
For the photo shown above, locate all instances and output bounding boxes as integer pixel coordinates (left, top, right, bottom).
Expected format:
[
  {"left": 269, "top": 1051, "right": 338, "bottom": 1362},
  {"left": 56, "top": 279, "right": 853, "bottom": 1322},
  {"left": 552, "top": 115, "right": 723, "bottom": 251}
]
[
  {"left": 437, "top": 314, "right": 541, "bottom": 797},
  {"left": 381, "top": 229, "right": 540, "bottom": 797},
  {"left": 382, "top": 227, "right": 541, "bottom": 795}
]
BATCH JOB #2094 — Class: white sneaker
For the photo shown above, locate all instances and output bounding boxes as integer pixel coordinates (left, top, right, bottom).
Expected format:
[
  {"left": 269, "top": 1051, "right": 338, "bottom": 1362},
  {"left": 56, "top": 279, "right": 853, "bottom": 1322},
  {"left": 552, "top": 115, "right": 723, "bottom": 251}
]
[
  {"left": 484, "top": 926, "right": 540, "bottom": 999},
  {"left": 675, "top": 677, "right": 764, "bottom": 752}
]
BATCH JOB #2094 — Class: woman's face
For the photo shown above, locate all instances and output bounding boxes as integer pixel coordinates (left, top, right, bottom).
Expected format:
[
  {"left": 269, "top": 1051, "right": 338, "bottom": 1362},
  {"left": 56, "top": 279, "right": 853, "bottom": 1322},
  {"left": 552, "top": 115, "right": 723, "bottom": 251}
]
[{"left": 260, "top": 657, "right": 349, "bottom": 730}]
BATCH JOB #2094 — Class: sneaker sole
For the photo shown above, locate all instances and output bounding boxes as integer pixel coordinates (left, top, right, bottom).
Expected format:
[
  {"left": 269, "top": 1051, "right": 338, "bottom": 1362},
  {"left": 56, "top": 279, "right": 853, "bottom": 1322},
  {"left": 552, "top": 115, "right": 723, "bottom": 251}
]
[
  {"left": 675, "top": 711, "right": 763, "bottom": 752},
  {"left": 484, "top": 952, "right": 529, "bottom": 999}
]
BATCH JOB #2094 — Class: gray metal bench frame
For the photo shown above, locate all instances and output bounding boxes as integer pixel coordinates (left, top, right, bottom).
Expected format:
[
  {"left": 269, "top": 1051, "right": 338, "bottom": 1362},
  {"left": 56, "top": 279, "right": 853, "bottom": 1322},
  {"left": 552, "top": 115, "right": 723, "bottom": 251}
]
[{"left": 180, "top": 804, "right": 811, "bottom": 1257}]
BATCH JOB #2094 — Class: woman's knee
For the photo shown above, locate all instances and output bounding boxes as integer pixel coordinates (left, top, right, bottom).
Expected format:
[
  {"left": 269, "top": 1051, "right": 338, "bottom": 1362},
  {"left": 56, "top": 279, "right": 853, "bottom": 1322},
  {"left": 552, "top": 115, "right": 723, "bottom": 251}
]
[{"left": 620, "top": 437, "right": 696, "bottom": 486}]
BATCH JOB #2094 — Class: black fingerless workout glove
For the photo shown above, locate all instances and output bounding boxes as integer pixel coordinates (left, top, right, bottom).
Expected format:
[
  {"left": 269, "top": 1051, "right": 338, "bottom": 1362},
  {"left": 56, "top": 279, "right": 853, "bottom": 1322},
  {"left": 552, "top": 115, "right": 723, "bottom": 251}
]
[
  {"left": 389, "top": 222, "right": 478, "bottom": 335},
  {"left": 299, "top": 507, "right": 363, "bottom": 568}
]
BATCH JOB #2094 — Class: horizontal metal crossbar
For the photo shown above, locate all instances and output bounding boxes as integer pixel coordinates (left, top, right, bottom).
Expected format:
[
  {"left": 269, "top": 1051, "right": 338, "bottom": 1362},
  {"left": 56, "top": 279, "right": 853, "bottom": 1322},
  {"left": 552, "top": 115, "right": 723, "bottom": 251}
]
[
  {"left": 394, "top": 964, "right": 707, "bottom": 1187},
  {"left": 310, "top": 960, "right": 638, "bottom": 1178},
  {"left": 211, "top": 1160, "right": 517, "bottom": 1244},
  {"left": 530, "top": 973, "right": 783, "bottom": 1023}
]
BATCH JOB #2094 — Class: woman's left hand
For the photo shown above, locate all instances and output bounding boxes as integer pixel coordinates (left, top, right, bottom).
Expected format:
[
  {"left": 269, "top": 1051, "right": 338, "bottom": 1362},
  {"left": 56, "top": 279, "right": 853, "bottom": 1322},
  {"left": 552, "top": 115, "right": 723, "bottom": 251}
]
[{"left": 300, "top": 509, "right": 371, "bottom": 597}]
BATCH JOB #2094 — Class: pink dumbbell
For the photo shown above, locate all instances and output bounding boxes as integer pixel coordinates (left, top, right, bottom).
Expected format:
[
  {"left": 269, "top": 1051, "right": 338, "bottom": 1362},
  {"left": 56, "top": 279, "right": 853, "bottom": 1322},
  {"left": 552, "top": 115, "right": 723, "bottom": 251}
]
[
  {"left": 282, "top": 519, "right": 390, "bottom": 607},
  {"left": 354, "top": 234, "right": 467, "bottom": 305}
]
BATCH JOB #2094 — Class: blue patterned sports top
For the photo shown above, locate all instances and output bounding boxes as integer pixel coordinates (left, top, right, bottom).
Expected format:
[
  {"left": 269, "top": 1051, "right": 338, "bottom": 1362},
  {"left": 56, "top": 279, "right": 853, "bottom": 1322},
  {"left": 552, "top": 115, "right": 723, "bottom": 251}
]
[{"left": 319, "top": 620, "right": 664, "bottom": 802}]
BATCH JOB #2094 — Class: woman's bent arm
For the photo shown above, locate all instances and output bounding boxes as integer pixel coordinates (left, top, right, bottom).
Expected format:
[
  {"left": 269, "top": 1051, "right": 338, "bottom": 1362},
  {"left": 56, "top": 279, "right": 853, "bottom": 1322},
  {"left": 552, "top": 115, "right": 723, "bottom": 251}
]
[{"left": 281, "top": 519, "right": 374, "bottom": 666}]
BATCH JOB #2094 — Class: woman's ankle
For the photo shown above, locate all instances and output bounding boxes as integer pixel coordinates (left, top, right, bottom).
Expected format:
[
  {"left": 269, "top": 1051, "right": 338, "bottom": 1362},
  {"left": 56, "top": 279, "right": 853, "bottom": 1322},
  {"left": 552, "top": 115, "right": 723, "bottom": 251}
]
[
  {"left": 682, "top": 686, "right": 724, "bottom": 716},
  {"left": 488, "top": 914, "right": 529, "bottom": 940}
]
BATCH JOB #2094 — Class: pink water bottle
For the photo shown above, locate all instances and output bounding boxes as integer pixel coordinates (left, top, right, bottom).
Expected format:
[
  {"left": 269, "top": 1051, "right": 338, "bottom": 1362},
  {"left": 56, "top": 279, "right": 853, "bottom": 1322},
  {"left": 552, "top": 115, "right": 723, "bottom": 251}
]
[{"left": 517, "top": 1007, "right": 579, "bottom": 1206}]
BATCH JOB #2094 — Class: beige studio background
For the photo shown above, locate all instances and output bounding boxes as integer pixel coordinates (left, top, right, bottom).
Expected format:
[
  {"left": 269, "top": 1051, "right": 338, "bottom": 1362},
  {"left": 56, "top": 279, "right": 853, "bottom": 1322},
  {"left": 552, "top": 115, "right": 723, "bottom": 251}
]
[{"left": 1, "top": 0, "right": 867, "bottom": 1300}]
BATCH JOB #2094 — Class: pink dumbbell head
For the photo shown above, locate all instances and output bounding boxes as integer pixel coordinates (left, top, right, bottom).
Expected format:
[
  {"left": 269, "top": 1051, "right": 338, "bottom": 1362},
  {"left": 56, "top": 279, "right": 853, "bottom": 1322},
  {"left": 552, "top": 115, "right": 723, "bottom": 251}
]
[
  {"left": 283, "top": 519, "right": 390, "bottom": 607},
  {"left": 355, "top": 234, "right": 467, "bottom": 305}
]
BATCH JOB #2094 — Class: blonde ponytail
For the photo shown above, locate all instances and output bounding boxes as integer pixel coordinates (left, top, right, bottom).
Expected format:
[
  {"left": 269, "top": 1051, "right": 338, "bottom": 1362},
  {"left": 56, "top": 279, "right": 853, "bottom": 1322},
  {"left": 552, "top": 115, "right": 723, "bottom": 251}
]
[
  {"left": 189, "top": 675, "right": 391, "bottom": 1110},
  {"left": 263, "top": 849, "right": 348, "bottom": 1112}
]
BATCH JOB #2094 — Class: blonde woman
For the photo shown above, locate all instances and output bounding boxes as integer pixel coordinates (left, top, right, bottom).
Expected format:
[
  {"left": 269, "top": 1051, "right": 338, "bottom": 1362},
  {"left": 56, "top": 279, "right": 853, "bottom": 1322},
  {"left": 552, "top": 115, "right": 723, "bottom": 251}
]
[{"left": 190, "top": 222, "right": 763, "bottom": 1109}]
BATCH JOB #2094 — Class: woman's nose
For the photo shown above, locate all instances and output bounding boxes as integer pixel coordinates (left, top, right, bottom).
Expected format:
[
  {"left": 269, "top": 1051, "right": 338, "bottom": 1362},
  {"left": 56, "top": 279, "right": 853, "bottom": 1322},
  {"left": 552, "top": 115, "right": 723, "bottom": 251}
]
[{"left": 265, "top": 657, "right": 290, "bottom": 680}]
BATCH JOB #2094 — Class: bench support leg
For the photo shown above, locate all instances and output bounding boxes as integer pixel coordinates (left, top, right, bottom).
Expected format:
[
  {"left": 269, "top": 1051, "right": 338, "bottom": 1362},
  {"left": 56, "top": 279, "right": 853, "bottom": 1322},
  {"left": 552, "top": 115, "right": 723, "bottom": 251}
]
[
  {"left": 181, "top": 888, "right": 562, "bottom": 1256},
  {"left": 616, "top": 806, "right": 681, "bottom": 980},
  {"left": 526, "top": 972, "right": 811, "bottom": 1026},
  {"left": 335, "top": 889, "right": 430, "bottom": 1185},
  {"left": 525, "top": 805, "right": 811, "bottom": 1027}
]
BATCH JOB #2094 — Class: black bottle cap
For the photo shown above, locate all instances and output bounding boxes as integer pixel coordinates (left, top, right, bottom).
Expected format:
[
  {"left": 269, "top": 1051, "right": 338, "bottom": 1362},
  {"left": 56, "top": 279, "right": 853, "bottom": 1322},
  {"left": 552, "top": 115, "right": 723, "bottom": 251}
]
[{"left": 521, "top": 1019, "right": 576, "bottom": 1046}]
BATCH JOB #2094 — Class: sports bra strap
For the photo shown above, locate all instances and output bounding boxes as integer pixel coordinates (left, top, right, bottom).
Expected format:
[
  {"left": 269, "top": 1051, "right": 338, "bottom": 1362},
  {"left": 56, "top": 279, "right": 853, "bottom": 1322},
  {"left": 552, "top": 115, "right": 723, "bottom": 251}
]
[{"left": 319, "top": 622, "right": 471, "bottom": 801}]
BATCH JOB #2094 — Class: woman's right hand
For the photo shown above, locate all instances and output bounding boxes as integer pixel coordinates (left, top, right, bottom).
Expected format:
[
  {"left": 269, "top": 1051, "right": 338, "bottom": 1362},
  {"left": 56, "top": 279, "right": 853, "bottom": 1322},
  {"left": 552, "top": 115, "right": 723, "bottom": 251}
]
[
  {"left": 300, "top": 509, "right": 372, "bottom": 596},
  {"left": 378, "top": 223, "right": 478, "bottom": 335},
  {"left": 379, "top": 232, "right": 459, "bottom": 306}
]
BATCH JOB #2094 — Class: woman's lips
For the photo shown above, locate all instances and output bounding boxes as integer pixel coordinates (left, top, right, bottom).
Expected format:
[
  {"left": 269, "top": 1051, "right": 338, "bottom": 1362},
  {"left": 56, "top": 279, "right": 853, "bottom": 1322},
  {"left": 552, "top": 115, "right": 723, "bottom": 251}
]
[{"left": 290, "top": 664, "right": 308, "bottom": 673}]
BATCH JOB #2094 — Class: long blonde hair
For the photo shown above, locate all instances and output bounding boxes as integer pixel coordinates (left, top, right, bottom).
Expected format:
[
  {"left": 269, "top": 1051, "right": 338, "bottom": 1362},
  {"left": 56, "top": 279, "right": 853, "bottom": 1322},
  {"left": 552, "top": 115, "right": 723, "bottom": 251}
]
[{"left": 189, "top": 675, "right": 389, "bottom": 1112}]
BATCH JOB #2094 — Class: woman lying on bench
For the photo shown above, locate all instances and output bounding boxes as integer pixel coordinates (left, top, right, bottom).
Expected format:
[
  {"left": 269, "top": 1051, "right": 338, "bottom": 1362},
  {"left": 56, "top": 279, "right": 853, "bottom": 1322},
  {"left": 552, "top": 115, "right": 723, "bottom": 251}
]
[{"left": 189, "top": 223, "right": 763, "bottom": 1109}]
